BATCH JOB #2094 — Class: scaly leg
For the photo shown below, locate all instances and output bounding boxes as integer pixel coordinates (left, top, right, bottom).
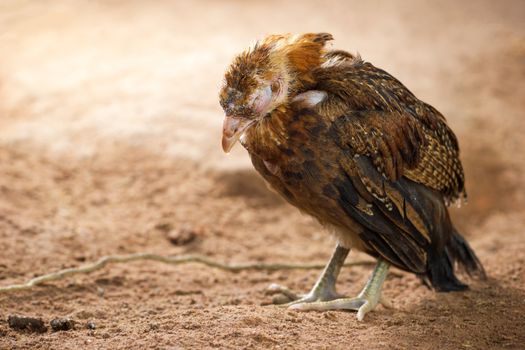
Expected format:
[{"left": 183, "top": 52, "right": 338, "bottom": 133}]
[
  {"left": 267, "top": 244, "right": 350, "bottom": 304},
  {"left": 290, "top": 258, "right": 391, "bottom": 321}
]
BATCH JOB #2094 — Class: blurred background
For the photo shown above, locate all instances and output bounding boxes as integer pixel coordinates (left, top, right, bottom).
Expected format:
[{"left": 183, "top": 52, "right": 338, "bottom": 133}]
[
  {"left": 1, "top": 1, "right": 523, "bottom": 168},
  {"left": 0, "top": 1, "right": 524, "bottom": 348}
]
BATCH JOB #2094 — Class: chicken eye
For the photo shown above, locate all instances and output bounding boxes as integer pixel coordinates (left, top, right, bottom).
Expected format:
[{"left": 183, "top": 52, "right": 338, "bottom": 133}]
[{"left": 271, "top": 80, "right": 281, "bottom": 94}]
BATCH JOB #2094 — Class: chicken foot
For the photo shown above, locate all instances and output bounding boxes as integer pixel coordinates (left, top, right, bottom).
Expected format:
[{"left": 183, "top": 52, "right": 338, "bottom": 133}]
[
  {"left": 267, "top": 244, "right": 349, "bottom": 304},
  {"left": 268, "top": 248, "right": 391, "bottom": 321}
]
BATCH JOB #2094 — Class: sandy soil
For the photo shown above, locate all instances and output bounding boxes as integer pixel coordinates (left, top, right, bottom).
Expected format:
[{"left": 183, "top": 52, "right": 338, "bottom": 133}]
[{"left": 0, "top": 1, "right": 524, "bottom": 349}]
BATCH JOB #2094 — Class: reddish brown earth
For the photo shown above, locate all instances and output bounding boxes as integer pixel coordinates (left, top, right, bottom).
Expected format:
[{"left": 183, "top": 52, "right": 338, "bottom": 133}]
[{"left": 0, "top": 1, "right": 524, "bottom": 349}]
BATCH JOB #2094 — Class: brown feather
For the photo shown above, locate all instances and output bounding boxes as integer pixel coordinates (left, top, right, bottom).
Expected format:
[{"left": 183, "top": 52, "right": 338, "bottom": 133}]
[{"left": 221, "top": 33, "right": 485, "bottom": 290}]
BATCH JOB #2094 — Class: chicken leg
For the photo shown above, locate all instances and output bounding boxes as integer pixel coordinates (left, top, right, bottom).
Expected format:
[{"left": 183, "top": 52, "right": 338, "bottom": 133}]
[
  {"left": 268, "top": 246, "right": 391, "bottom": 321},
  {"left": 267, "top": 244, "right": 349, "bottom": 304},
  {"left": 290, "top": 259, "right": 391, "bottom": 321}
]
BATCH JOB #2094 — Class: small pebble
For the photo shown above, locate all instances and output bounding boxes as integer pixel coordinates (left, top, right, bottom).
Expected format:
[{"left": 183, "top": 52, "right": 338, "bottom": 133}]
[
  {"left": 50, "top": 318, "right": 75, "bottom": 332},
  {"left": 166, "top": 226, "right": 199, "bottom": 246},
  {"left": 272, "top": 294, "right": 293, "bottom": 305},
  {"left": 7, "top": 315, "right": 47, "bottom": 333},
  {"left": 86, "top": 321, "right": 96, "bottom": 330},
  {"left": 155, "top": 222, "right": 201, "bottom": 245}
]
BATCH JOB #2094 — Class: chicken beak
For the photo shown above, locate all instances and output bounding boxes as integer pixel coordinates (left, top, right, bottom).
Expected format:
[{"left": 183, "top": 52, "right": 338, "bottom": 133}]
[{"left": 221, "top": 116, "right": 254, "bottom": 153}]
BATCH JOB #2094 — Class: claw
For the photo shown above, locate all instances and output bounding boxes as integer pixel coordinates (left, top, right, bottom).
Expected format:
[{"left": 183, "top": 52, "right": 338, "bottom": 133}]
[
  {"left": 356, "top": 300, "right": 372, "bottom": 321},
  {"left": 265, "top": 283, "right": 301, "bottom": 300}
]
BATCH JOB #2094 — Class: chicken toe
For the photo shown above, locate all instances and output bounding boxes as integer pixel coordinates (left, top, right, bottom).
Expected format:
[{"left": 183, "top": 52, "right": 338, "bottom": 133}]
[{"left": 286, "top": 259, "right": 391, "bottom": 321}]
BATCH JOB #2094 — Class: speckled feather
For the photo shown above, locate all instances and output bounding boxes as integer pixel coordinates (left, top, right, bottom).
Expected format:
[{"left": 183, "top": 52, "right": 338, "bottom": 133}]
[
  {"left": 223, "top": 33, "right": 484, "bottom": 289},
  {"left": 314, "top": 56, "right": 466, "bottom": 203}
]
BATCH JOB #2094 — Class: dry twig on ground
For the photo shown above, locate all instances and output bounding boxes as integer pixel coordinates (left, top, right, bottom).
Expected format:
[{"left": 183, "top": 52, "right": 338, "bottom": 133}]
[{"left": 0, "top": 253, "right": 375, "bottom": 294}]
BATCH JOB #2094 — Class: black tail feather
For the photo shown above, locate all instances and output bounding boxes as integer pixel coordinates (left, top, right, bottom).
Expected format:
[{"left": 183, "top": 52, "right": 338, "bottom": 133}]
[
  {"left": 425, "top": 229, "right": 486, "bottom": 292},
  {"left": 448, "top": 228, "right": 486, "bottom": 278}
]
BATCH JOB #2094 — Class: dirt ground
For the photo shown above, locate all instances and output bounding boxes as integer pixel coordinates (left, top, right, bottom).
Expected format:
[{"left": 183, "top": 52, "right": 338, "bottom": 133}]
[{"left": 0, "top": 1, "right": 524, "bottom": 349}]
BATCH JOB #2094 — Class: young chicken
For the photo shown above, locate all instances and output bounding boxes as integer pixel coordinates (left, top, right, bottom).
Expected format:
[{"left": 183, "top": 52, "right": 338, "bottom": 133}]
[{"left": 219, "top": 33, "right": 485, "bottom": 320}]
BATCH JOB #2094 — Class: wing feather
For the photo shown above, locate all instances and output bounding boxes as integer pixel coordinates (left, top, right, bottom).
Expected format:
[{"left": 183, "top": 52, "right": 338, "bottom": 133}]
[
  {"left": 309, "top": 54, "right": 466, "bottom": 271},
  {"left": 315, "top": 55, "right": 466, "bottom": 202}
]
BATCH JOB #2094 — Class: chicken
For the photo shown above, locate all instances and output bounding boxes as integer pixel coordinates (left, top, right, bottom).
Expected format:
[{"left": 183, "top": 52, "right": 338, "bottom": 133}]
[{"left": 219, "top": 33, "right": 485, "bottom": 320}]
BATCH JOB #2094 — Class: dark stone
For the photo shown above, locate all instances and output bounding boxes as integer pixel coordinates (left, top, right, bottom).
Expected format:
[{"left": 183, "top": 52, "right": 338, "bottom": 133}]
[
  {"left": 7, "top": 315, "right": 47, "bottom": 333},
  {"left": 165, "top": 226, "right": 199, "bottom": 246},
  {"left": 50, "top": 318, "right": 76, "bottom": 332}
]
